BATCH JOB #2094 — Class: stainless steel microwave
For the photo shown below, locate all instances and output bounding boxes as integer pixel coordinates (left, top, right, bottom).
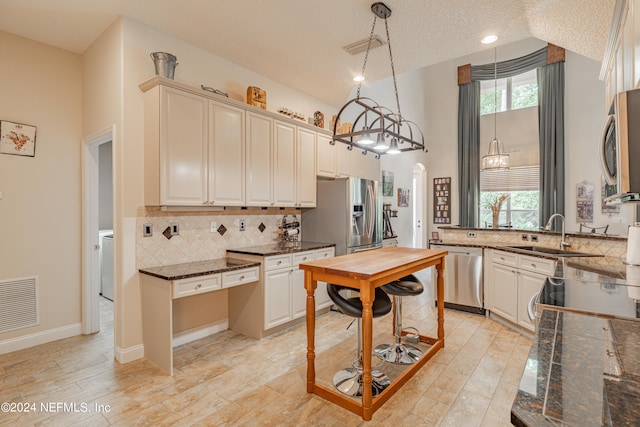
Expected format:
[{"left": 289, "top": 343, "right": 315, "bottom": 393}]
[{"left": 600, "top": 88, "right": 640, "bottom": 202}]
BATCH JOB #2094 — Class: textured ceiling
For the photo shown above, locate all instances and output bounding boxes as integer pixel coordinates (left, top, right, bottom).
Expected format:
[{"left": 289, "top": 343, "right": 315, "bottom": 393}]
[{"left": 0, "top": 0, "right": 615, "bottom": 105}]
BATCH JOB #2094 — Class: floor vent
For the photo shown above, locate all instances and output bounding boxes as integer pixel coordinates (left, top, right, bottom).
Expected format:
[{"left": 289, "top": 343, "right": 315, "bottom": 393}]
[{"left": 0, "top": 276, "right": 39, "bottom": 333}]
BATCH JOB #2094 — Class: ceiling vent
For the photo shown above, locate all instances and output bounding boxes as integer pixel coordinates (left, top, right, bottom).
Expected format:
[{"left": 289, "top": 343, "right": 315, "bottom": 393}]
[{"left": 343, "top": 35, "right": 385, "bottom": 55}]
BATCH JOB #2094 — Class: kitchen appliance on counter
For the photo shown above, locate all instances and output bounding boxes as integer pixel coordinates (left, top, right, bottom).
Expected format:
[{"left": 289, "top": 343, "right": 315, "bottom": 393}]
[
  {"left": 430, "top": 244, "right": 484, "bottom": 314},
  {"left": 302, "top": 177, "right": 382, "bottom": 256}
]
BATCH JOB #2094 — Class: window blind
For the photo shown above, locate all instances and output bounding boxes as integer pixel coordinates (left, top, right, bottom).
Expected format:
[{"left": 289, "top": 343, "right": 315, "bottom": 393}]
[{"left": 480, "top": 165, "right": 539, "bottom": 192}]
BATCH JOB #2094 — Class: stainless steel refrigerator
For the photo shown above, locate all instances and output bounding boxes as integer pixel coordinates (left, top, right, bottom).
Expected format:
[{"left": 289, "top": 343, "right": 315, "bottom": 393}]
[{"left": 302, "top": 177, "right": 382, "bottom": 256}]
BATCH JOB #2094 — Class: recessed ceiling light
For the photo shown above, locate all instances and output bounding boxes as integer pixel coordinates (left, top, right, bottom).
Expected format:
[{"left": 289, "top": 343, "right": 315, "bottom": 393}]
[
  {"left": 481, "top": 35, "right": 498, "bottom": 44},
  {"left": 353, "top": 75, "right": 365, "bottom": 82}
]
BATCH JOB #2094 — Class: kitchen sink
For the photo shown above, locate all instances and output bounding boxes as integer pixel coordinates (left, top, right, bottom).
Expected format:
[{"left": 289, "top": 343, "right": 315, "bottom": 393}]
[{"left": 501, "top": 245, "right": 603, "bottom": 258}]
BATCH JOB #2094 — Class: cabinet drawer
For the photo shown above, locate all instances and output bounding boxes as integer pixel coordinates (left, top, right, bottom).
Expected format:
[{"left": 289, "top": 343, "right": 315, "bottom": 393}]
[
  {"left": 173, "top": 274, "right": 221, "bottom": 299},
  {"left": 518, "top": 255, "right": 555, "bottom": 275},
  {"left": 265, "top": 254, "right": 292, "bottom": 271},
  {"left": 493, "top": 250, "right": 518, "bottom": 267},
  {"left": 222, "top": 267, "right": 259, "bottom": 289},
  {"left": 315, "top": 247, "right": 335, "bottom": 259},
  {"left": 293, "top": 251, "right": 315, "bottom": 265}
]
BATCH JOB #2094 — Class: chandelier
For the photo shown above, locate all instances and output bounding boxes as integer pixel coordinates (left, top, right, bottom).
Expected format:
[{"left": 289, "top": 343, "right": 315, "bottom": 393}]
[
  {"left": 481, "top": 47, "right": 509, "bottom": 170},
  {"left": 332, "top": 2, "right": 426, "bottom": 157}
]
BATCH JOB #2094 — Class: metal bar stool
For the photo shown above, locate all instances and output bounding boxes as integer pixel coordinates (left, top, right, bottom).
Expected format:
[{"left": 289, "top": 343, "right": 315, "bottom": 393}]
[
  {"left": 374, "top": 274, "right": 424, "bottom": 364},
  {"left": 327, "top": 284, "right": 393, "bottom": 397}
]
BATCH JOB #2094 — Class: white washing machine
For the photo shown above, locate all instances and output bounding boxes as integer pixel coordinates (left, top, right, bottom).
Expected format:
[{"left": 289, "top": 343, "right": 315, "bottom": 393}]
[{"left": 99, "top": 230, "right": 114, "bottom": 301}]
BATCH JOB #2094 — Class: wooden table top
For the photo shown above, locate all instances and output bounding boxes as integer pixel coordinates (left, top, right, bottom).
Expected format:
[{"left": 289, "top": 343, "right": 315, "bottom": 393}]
[{"left": 298, "top": 247, "right": 447, "bottom": 281}]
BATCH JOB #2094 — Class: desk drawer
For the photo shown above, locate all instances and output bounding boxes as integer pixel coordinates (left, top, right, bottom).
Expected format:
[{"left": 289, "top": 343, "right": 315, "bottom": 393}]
[
  {"left": 222, "top": 267, "right": 259, "bottom": 289},
  {"left": 265, "top": 254, "right": 292, "bottom": 271},
  {"left": 173, "top": 274, "right": 221, "bottom": 299}
]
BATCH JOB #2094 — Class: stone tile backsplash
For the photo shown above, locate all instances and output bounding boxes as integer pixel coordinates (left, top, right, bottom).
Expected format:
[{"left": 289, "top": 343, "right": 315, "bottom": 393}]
[{"left": 136, "top": 207, "right": 300, "bottom": 268}]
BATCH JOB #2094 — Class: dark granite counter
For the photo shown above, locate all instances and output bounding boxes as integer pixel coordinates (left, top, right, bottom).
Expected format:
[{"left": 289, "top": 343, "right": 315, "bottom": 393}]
[
  {"left": 511, "top": 310, "right": 640, "bottom": 426},
  {"left": 226, "top": 241, "right": 334, "bottom": 256},
  {"left": 139, "top": 258, "right": 260, "bottom": 281}
]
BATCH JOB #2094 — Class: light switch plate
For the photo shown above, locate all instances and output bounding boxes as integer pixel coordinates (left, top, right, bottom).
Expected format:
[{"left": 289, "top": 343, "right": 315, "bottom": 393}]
[
  {"left": 210, "top": 221, "right": 217, "bottom": 232},
  {"left": 143, "top": 223, "right": 152, "bottom": 237},
  {"left": 171, "top": 222, "right": 179, "bottom": 235}
]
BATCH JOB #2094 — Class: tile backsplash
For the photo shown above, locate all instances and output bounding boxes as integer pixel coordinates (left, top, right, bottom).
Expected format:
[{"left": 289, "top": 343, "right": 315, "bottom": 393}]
[{"left": 136, "top": 207, "right": 300, "bottom": 268}]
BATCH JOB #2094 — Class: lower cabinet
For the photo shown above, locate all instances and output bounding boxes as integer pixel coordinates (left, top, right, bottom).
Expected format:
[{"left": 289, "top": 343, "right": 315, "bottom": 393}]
[{"left": 486, "top": 249, "right": 555, "bottom": 333}]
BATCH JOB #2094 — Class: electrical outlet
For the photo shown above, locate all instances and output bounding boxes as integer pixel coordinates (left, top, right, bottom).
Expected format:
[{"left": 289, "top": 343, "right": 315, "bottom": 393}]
[
  {"left": 210, "top": 221, "right": 217, "bottom": 232},
  {"left": 239, "top": 219, "right": 246, "bottom": 231},
  {"left": 467, "top": 232, "right": 477, "bottom": 238},
  {"left": 521, "top": 234, "right": 529, "bottom": 241},
  {"left": 143, "top": 223, "right": 152, "bottom": 237},
  {"left": 171, "top": 222, "right": 179, "bottom": 236},
  {"left": 530, "top": 234, "right": 539, "bottom": 242}
]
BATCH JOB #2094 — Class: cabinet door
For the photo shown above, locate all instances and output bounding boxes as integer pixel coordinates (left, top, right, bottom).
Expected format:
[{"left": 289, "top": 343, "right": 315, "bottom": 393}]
[
  {"left": 291, "top": 268, "right": 307, "bottom": 319},
  {"left": 317, "top": 133, "right": 336, "bottom": 178},
  {"left": 246, "top": 112, "right": 273, "bottom": 206},
  {"left": 160, "top": 87, "right": 208, "bottom": 205},
  {"left": 264, "top": 269, "right": 292, "bottom": 329},
  {"left": 209, "top": 101, "right": 245, "bottom": 205},
  {"left": 273, "top": 121, "right": 296, "bottom": 206},
  {"left": 296, "top": 127, "right": 317, "bottom": 207},
  {"left": 366, "top": 153, "right": 380, "bottom": 182},
  {"left": 518, "top": 270, "right": 545, "bottom": 332},
  {"left": 336, "top": 143, "right": 351, "bottom": 177},
  {"left": 314, "top": 248, "right": 335, "bottom": 310},
  {"left": 491, "top": 263, "right": 518, "bottom": 323}
]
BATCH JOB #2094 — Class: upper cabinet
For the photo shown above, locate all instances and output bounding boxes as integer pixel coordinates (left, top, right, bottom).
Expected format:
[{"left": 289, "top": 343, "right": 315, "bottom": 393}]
[
  {"left": 316, "top": 135, "right": 380, "bottom": 181},
  {"left": 602, "top": 0, "right": 640, "bottom": 105},
  {"left": 140, "top": 77, "right": 319, "bottom": 208}
]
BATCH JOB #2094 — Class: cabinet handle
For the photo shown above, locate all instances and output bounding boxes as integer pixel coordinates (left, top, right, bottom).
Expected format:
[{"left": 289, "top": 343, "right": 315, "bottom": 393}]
[
  {"left": 531, "top": 263, "right": 536, "bottom": 268},
  {"left": 277, "top": 261, "right": 282, "bottom": 265},
  {"left": 196, "top": 284, "right": 202, "bottom": 289},
  {"left": 239, "top": 275, "right": 245, "bottom": 280},
  {"left": 500, "top": 257, "right": 505, "bottom": 261},
  {"left": 303, "top": 257, "right": 307, "bottom": 261}
]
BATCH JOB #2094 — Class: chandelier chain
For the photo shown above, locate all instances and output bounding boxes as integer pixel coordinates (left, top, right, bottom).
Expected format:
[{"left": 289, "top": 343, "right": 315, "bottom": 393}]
[
  {"left": 356, "top": 16, "right": 378, "bottom": 100},
  {"left": 384, "top": 17, "right": 402, "bottom": 120}
]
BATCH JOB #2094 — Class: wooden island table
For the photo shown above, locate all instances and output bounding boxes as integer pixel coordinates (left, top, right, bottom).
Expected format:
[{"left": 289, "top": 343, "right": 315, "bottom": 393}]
[{"left": 299, "top": 247, "right": 447, "bottom": 421}]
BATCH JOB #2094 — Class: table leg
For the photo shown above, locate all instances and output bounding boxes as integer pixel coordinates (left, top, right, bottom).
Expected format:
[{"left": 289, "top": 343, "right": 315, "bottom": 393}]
[
  {"left": 360, "top": 282, "right": 373, "bottom": 421},
  {"left": 436, "top": 258, "right": 445, "bottom": 343},
  {"left": 305, "top": 273, "right": 317, "bottom": 393}
]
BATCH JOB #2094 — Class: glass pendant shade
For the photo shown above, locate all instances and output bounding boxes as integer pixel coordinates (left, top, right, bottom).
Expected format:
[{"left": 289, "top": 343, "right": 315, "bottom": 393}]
[
  {"left": 359, "top": 127, "right": 375, "bottom": 145},
  {"left": 387, "top": 138, "right": 400, "bottom": 154},
  {"left": 482, "top": 138, "right": 509, "bottom": 170},
  {"left": 373, "top": 133, "right": 389, "bottom": 151}
]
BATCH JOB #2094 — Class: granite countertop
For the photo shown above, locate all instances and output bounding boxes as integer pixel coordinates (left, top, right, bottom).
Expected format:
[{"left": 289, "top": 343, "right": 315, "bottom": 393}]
[
  {"left": 438, "top": 225, "right": 627, "bottom": 241},
  {"left": 138, "top": 258, "right": 260, "bottom": 281},
  {"left": 511, "top": 309, "right": 640, "bottom": 426},
  {"left": 435, "top": 241, "right": 627, "bottom": 279},
  {"left": 226, "top": 241, "right": 335, "bottom": 256}
]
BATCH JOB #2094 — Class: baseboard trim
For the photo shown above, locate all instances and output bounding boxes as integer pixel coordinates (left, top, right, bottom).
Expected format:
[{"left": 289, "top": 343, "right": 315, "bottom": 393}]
[
  {"left": 0, "top": 323, "right": 82, "bottom": 354},
  {"left": 172, "top": 319, "right": 229, "bottom": 347},
  {"left": 115, "top": 343, "right": 144, "bottom": 364}
]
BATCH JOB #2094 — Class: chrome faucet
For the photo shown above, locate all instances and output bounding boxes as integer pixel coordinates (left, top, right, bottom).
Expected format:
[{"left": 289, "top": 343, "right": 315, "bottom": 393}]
[{"left": 544, "top": 213, "right": 571, "bottom": 250}]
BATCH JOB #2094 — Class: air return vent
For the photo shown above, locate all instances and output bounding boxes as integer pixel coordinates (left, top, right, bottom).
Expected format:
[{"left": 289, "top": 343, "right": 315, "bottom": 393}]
[
  {"left": 0, "top": 276, "right": 39, "bottom": 333},
  {"left": 343, "top": 35, "right": 385, "bottom": 55}
]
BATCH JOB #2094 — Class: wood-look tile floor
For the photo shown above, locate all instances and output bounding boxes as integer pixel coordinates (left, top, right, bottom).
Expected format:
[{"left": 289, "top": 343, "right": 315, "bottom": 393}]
[{"left": 0, "top": 271, "right": 531, "bottom": 426}]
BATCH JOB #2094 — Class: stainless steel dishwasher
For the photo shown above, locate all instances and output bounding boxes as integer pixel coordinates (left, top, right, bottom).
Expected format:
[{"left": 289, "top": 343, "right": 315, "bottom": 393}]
[{"left": 431, "top": 244, "right": 484, "bottom": 314}]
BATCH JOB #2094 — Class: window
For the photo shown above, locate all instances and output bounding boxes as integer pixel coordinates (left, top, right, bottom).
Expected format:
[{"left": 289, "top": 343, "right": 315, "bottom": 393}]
[
  {"left": 480, "top": 69, "right": 538, "bottom": 115},
  {"left": 480, "top": 166, "right": 540, "bottom": 230}
]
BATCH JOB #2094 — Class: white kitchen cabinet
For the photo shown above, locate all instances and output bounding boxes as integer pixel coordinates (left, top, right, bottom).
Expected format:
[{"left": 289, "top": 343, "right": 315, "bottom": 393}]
[
  {"left": 366, "top": 152, "right": 380, "bottom": 182},
  {"left": 273, "top": 120, "right": 297, "bottom": 206},
  {"left": 264, "top": 268, "right": 293, "bottom": 329},
  {"left": 245, "top": 112, "right": 273, "bottom": 206},
  {"left": 296, "top": 127, "right": 317, "bottom": 207},
  {"left": 313, "top": 247, "right": 335, "bottom": 310},
  {"left": 149, "top": 86, "right": 208, "bottom": 206},
  {"left": 316, "top": 133, "right": 336, "bottom": 178},
  {"left": 488, "top": 250, "right": 555, "bottom": 333},
  {"left": 209, "top": 101, "right": 245, "bottom": 206}
]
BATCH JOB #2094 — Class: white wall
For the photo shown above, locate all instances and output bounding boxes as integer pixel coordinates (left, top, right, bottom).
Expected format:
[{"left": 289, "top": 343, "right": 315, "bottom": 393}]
[
  {"left": 0, "top": 32, "right": 83, "bottom": 345},
  {"left": 98, "top": 141, "right": 113, "bottom": 230}
]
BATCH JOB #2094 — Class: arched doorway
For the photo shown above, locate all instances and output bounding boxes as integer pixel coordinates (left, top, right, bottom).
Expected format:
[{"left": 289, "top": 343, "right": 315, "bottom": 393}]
[{"left": 412, "top": 163, "right": 427, "bottom": 248}]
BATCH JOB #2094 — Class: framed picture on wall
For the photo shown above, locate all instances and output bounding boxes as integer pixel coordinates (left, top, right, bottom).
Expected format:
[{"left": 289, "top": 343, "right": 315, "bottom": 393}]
[
  {"left": 433, "top": 177, "right": 451, "bottom": 224},
  {"left": 0, "top": 120, "right": 37, "bottom": 157},
  {"left": 397, "top": 188, "right": 409, "bottom": 207},
  {"left": 382, "top": 170, "right": 394, "bottom": 197}
]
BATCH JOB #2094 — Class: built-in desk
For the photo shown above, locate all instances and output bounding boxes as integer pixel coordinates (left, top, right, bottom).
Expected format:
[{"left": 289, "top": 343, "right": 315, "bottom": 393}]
[
  {"left": 139, "top": 258, "right": 260, "bottom": 375},
  {"left": 299, "top": 247, "right": 447, "bottom": 421}
]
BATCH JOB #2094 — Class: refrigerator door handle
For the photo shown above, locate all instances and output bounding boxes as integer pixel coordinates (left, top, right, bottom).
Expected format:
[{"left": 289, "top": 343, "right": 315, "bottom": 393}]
[{"left": 366, "top": 184, "right": 374, "bottom": 238}]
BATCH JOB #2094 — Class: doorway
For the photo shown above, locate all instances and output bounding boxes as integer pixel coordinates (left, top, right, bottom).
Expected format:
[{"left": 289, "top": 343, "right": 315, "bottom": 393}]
[
  {"left": 82, "top": 126, "right": 114, "bottom": 336},
  {"left": 412, "top": 163, "right": 426, "bottom": 248}
]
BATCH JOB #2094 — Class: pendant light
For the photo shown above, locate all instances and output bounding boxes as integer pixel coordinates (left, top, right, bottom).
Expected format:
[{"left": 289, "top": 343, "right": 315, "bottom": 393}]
[
  {"left": 331, "top": 2, "right": 426, "bottom": 157},
  {"left": 482, "top": 48, "right": 509, "bottom": 171}
]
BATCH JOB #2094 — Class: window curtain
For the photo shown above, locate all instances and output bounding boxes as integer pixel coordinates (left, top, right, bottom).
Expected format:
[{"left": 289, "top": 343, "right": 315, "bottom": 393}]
[
  {"left": 457, "top": 81, "right": 481, "bottom": 227},
  {"left": 457, "top": 45, "right": 558, "bottom": 227},
  {"left": 537, "top": 62, "right": 565, "bottom": 229}
]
